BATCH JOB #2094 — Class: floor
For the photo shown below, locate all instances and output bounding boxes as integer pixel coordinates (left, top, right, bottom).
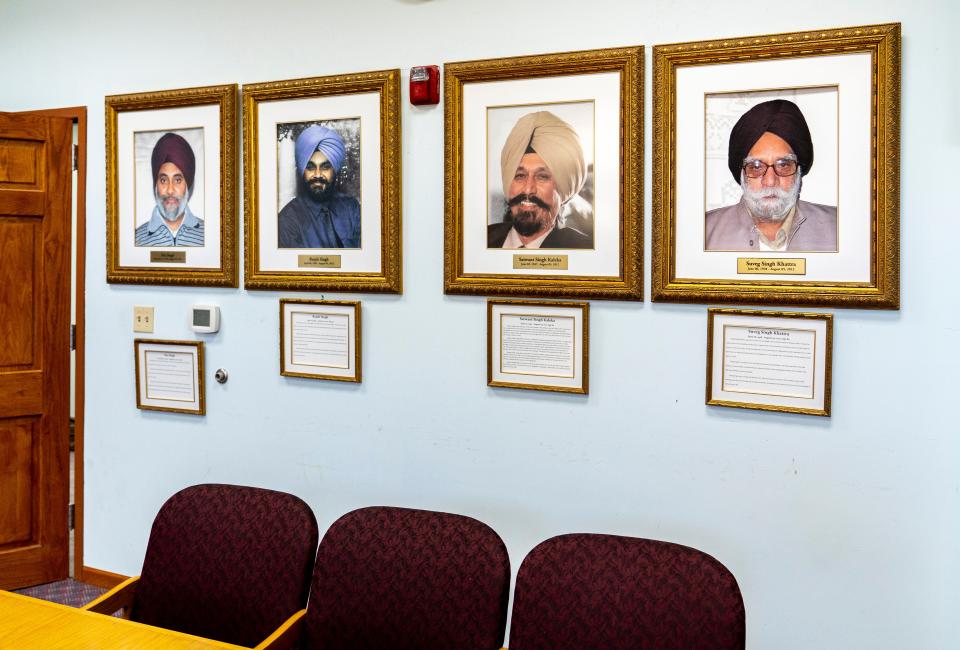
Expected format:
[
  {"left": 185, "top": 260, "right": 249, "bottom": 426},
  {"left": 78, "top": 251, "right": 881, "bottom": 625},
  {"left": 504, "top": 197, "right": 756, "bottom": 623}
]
[{"left": 13, "top": 579, "right": 106, "bottom": 608}]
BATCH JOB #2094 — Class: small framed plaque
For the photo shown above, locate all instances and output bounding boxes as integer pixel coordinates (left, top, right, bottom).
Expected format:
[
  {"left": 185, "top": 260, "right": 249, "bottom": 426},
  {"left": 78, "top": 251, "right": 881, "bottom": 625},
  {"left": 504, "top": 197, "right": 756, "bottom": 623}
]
[
  {"left": 134, "top": 339, "right": 205, "bottom": 415},
  {"left": 707, "top": 309, "right": 833, "bottom": 416},
  {"left": 280, "top": 299, "right": 361, "bottom": 382},
  {"left": 488, "top": 299, "right": 588, "bottom": 394}
]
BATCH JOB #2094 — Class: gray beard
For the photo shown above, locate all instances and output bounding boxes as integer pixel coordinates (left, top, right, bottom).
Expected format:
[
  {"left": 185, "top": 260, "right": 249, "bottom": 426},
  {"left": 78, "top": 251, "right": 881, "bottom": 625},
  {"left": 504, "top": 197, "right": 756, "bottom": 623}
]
[
  {"left": 741, "top": 173, "right": 801, "bottom": 223},
  {"left": 155, "top": 190, "right": 188, "bottom": 222}
]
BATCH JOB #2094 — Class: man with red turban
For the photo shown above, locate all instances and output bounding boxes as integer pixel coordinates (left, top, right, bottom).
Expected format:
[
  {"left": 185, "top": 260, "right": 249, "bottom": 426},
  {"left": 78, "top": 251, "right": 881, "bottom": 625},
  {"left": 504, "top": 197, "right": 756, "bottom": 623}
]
[
  {"left": 488, "top": 111, "right": 591, "bottom": 249},
  {"left": 135, "top": 132, "right": 204, "bottom": 247},
  {"left": 705, "top": 99, "right": 837, "bottom": 252}
]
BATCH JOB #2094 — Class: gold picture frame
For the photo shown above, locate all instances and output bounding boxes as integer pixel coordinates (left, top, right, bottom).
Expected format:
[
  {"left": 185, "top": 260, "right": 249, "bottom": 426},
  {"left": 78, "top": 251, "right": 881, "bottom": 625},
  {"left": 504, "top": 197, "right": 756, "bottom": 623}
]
[
  {"left": 106, "top": 84, "right": 238, "bottom": 286},
  {"left": 445, "top": 46, "right": 643, "bottom": 300},
  {"left": 243, "top": 70, "right": 402, "bottom": 293},
  {"left": 706, "top": 309, "right": 833, "bottom": 417},
  {"left": 487, "top": 299, "right": 589, "bottom": 394},
  {"left": 279, "top": 299, "right": 361, "bottom": 383},
  {"left": 134, "top": 339, "right": 205, "bottom": 415},
  {"left": 652, "top": 23, "right": 900, "bottom": 308}
]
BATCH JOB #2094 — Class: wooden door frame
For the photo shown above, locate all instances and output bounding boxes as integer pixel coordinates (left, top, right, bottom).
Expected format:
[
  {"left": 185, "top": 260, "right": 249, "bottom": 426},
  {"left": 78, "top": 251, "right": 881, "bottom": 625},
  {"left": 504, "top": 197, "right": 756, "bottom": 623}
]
[{"left": 23, "top": 106, "right": 86, "bottom": 583}]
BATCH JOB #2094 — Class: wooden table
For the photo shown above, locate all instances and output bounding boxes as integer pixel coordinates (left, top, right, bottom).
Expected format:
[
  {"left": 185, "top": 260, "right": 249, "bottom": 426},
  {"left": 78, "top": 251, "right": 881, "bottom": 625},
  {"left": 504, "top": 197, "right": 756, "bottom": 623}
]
[{"left": 0, "top": 590, "right": 248, "bottom": 649}]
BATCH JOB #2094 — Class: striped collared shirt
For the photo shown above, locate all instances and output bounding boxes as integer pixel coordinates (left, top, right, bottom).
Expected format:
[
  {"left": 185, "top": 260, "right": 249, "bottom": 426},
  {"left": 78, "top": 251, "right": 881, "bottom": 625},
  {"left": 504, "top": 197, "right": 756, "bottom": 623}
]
[{"left": 135, "top": 206, "right": 205, "bottom": 247}]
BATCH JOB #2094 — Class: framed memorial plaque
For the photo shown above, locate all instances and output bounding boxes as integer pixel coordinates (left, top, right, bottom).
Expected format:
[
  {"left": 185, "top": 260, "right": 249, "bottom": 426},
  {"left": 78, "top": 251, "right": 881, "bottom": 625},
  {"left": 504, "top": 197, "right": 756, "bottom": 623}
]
[
  {"left": 706, "top": 309, "right": 832, "bottom": 416},
  {"left": 488, "top": 299, "right": 588, "bottom": 394},
  {"left": 244, "top": 70, "right": 401, "bottom": 293},
  {"left": 107, "top": 84, "right": 238, "bottom": 286},
  {"left": 280, "top": 299, "right": 361, "bottom": 382},
  {"left": 653, "top": 24, "right": 900, "bottom": 308},
  {"left": 134, "top": 339, "right": 205, "bottom": 415},
  {"left": 445, "top": 47, "right": 643, "bottom": 300}
]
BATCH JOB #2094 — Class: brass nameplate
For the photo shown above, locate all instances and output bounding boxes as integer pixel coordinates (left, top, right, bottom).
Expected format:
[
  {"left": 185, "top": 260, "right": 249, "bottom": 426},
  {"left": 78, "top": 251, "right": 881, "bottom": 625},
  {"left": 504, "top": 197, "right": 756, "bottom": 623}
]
[
  {"left": 150, "top": 251, "right": 186, "bottom": 263},
  {"left": 737, "top": 258, "right": 806, "bottom": 275},
  {"left": 298, "top": 255, "right": 342, "bottom": 269},
  {"left": 512, "top": 254, "right": 569, "bottom": 270}
]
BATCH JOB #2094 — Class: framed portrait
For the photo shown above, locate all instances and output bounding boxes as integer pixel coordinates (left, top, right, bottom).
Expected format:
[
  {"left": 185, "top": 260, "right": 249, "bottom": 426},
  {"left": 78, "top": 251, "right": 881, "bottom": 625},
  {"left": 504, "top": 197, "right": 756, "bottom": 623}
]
[
  {"left": 106, "top": 84, "right": 238, "bottom": 286},
  {"left": 652, "top": 23, "right": 900, "bottom": 308},
  {"left": 243, "top": 70, "right": 401, "bottom": 293},
  {"left": 445, "top": 46, "right": 643, "bottom": 300},
  {"left": 487, "top": 299, "right": 588, "bottom": 394},
  {"left": 280, "top": 299, "right": 361, "bottom": 383},
  {"left": 706, "top": 309, "right": 833, "bottom": 417},
  {"left": 134, "top": 339, "right": 205, "bottom": 415}
]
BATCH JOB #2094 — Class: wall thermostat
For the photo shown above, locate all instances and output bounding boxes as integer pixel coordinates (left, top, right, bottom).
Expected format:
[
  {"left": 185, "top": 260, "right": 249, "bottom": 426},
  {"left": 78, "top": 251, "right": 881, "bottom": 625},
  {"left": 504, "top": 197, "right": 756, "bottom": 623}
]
[{"left": 190, "top": 305, "right": 220, "bottom": 333}]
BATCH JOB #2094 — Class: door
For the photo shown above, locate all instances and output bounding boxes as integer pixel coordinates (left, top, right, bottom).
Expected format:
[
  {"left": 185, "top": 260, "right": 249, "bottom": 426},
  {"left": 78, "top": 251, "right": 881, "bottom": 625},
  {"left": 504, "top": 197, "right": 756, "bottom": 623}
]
[{"left": 0, "top": 111, "right": 72, "bottom": 589}]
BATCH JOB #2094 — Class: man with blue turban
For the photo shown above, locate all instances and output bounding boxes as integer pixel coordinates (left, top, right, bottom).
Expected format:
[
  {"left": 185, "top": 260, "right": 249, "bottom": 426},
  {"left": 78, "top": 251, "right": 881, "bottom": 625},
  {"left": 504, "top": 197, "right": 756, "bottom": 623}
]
[{"left": 279, "top": 124, "right": 360, "bottom": 249}]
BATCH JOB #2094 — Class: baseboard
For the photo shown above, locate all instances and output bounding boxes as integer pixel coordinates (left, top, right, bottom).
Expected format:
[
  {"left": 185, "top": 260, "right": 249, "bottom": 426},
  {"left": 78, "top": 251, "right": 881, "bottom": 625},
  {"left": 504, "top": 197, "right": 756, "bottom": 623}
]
[{"left": 80, "top": 566, "right": 129, "bottom": 589}]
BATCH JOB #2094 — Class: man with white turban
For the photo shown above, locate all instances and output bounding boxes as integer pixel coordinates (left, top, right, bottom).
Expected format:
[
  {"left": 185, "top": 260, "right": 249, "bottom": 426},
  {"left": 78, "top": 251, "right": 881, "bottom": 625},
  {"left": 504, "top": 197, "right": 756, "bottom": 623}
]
[
  {"left": 706, "top": 99, "right": 836, "bottom": 252},
  {"left": 279, "top": 125, "right": 360, "bottom": 249},
  {"left": 488, "top": 111, "right": 591, "bottom": 249}
]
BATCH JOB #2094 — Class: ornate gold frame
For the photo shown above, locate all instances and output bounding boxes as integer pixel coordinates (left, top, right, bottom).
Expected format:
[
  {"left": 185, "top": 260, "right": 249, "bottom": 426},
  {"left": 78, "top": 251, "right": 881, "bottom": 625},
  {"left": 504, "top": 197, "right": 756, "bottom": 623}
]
[
  {"left": 243, "top": 70, "right": 402, "bottom": 293},
  {"left": 652, "top": 23, "right": 900, "bottom": 308},
  {"left": 445, "top": 47, "right": 643, "bottom": 300},
  {"left": 106, "top": 84, "right": 238, "bottom": 286},
  {"left": 279, "top": 299, "right": 362, "bottom": 383},
  {"left": 706, "top": 309, "right": 833, "bottom": 416},
  {"left": 487, "top": 299, "right": 589, "bottom": 394},
  {"left": 134, "top": 339, "right": 205, "bottom": 415}
]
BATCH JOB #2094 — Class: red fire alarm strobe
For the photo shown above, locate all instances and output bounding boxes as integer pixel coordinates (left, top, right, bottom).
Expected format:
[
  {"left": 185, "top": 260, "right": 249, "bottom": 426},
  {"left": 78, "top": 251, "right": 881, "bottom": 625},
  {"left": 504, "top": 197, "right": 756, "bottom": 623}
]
[{"left": 410, "top": 65, "right": 440, "bottom": 105}]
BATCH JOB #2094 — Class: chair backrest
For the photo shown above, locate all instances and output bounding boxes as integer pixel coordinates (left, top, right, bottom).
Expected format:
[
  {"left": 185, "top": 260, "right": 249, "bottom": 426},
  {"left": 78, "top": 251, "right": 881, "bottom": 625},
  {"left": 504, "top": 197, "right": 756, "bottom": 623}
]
[
  {"left": 303, "top": 505, "right": 510, "bottom": 649},
  {"left": 508, "top": 533, "right": 745, "bottom": 650},
  {"left": 131, "top": 483, "right": 318, "bottom": 647}
]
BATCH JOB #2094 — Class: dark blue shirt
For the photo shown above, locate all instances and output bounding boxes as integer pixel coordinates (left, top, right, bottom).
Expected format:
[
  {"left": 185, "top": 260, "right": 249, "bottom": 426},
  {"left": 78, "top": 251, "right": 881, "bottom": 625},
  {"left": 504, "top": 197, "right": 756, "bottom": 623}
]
[{"left": 277, "top": 192, "right": 361, "bottom": 249}]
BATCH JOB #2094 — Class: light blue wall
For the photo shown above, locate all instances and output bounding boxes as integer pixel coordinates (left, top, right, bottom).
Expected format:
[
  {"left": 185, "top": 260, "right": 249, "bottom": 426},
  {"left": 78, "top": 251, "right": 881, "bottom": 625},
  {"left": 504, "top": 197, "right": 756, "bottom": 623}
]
[{"left": 2, "top": 1, "right": 958, "bottom": 647}]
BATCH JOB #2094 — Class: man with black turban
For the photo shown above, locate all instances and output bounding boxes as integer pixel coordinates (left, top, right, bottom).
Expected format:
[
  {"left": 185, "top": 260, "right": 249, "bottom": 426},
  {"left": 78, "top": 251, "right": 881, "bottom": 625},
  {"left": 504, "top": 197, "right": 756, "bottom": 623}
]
[
  {"left": 279, "top": 125, "right": 360, "bottom": 249},
  {"left": 488, "top": 111, "right": 591, "bottom": 249},
  {"left": 705, "top": 99, "right": 837, "bottom": 252},
  {"left": 135, "top": 132, "right": 204, "bottom": 247}
]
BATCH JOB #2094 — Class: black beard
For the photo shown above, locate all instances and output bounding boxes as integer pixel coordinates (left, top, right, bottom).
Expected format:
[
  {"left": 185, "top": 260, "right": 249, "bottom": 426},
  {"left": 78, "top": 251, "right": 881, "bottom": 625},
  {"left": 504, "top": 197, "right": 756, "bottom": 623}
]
[
  {"left": 502, "top": 206, "right": 547, "bottom": 237},
  {"left": 300, "top": 176, "right": 334, "bottom": 202}
]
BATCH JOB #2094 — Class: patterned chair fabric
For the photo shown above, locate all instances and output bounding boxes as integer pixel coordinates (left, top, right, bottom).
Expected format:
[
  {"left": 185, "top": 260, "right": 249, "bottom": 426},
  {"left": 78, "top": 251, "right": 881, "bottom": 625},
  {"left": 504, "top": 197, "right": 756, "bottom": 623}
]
[
  {"left": 303, "top": 506, "right": 511, "bottom": 649},
  {"left": 131, "top": 483, "right": 318, "bottom": 647},
  {"left": 508, "top": 533, "right": 745, "bottom": 650}
]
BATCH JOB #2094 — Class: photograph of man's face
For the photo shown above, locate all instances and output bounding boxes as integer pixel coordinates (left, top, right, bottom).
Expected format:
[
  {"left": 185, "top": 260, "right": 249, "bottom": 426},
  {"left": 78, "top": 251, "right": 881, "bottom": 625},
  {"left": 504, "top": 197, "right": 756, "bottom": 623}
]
[
  {"left": 133, "top": 128, "right": 205, "bottom": 247},
  {"left": 486, "top": 102, "right": 595, "bottom": 250},
  {"left": 703, "top": 88, "right": 838, "bottom": 253},
  {"left": 276, "top": 118, "right": 362, "bottom": 250}
]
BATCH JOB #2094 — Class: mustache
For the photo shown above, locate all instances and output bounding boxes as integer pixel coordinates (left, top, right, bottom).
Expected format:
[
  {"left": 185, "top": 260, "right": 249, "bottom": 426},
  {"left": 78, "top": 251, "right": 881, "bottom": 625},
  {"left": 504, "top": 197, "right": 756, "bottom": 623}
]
[{"left": 507, "top": 193, "right": 550, "bottom": 210}]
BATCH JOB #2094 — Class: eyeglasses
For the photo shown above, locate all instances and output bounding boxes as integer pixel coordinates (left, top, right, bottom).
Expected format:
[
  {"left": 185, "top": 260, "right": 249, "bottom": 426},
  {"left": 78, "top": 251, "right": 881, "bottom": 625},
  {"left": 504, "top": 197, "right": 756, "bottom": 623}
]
[{"left": 742, "top": 158, "right": 798, "bottom": 179}]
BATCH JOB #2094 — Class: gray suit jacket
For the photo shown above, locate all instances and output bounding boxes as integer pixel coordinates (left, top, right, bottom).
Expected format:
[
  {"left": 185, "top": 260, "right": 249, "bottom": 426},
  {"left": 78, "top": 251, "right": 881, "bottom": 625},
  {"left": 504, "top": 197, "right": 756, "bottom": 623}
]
[{"left": 705, "top": 199, "right": 838, "bottom": 252}]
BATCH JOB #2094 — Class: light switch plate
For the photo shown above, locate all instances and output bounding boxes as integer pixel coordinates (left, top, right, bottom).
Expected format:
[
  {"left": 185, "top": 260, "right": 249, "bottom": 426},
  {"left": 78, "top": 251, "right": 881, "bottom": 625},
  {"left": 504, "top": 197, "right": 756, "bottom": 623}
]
[{"left": 134, "top": 306, "right": 154, "bottom": 333}]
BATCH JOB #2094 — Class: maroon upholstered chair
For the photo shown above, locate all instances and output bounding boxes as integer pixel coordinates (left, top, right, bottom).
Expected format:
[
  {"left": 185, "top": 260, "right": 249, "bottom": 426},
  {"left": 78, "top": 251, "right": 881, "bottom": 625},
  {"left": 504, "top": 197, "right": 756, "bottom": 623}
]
[
  {"left": 83, "top": 483, "right": 318, "bottom": 647},
  {"left": 273, "top": 505, "right": 511, "bottom": 650},
  {"left": 506, "top": 533, "right": 745, "bottom": 650}
]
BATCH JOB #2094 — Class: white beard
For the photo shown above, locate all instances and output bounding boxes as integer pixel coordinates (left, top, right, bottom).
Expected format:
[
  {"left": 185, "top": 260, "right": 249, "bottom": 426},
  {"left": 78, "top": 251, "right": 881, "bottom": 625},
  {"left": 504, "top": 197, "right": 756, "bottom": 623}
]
[
  {"left": 741, "top": 173, "right": 801, "bottom": 223},
  {"left": 155, "top": 189, "right": 188, "bottom": 222}
]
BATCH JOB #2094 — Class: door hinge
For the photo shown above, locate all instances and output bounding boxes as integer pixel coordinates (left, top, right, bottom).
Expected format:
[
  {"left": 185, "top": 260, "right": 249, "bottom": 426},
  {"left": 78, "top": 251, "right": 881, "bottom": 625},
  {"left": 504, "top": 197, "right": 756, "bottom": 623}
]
[
  {"left": 72, "top": 144, "right": 78, "bottom": 172},
  {"left": 70, "top": 324, "right": 76, "bottom": 351},
  {"left": 69, "top": 503, "right": 75, "bottom": 531}
]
